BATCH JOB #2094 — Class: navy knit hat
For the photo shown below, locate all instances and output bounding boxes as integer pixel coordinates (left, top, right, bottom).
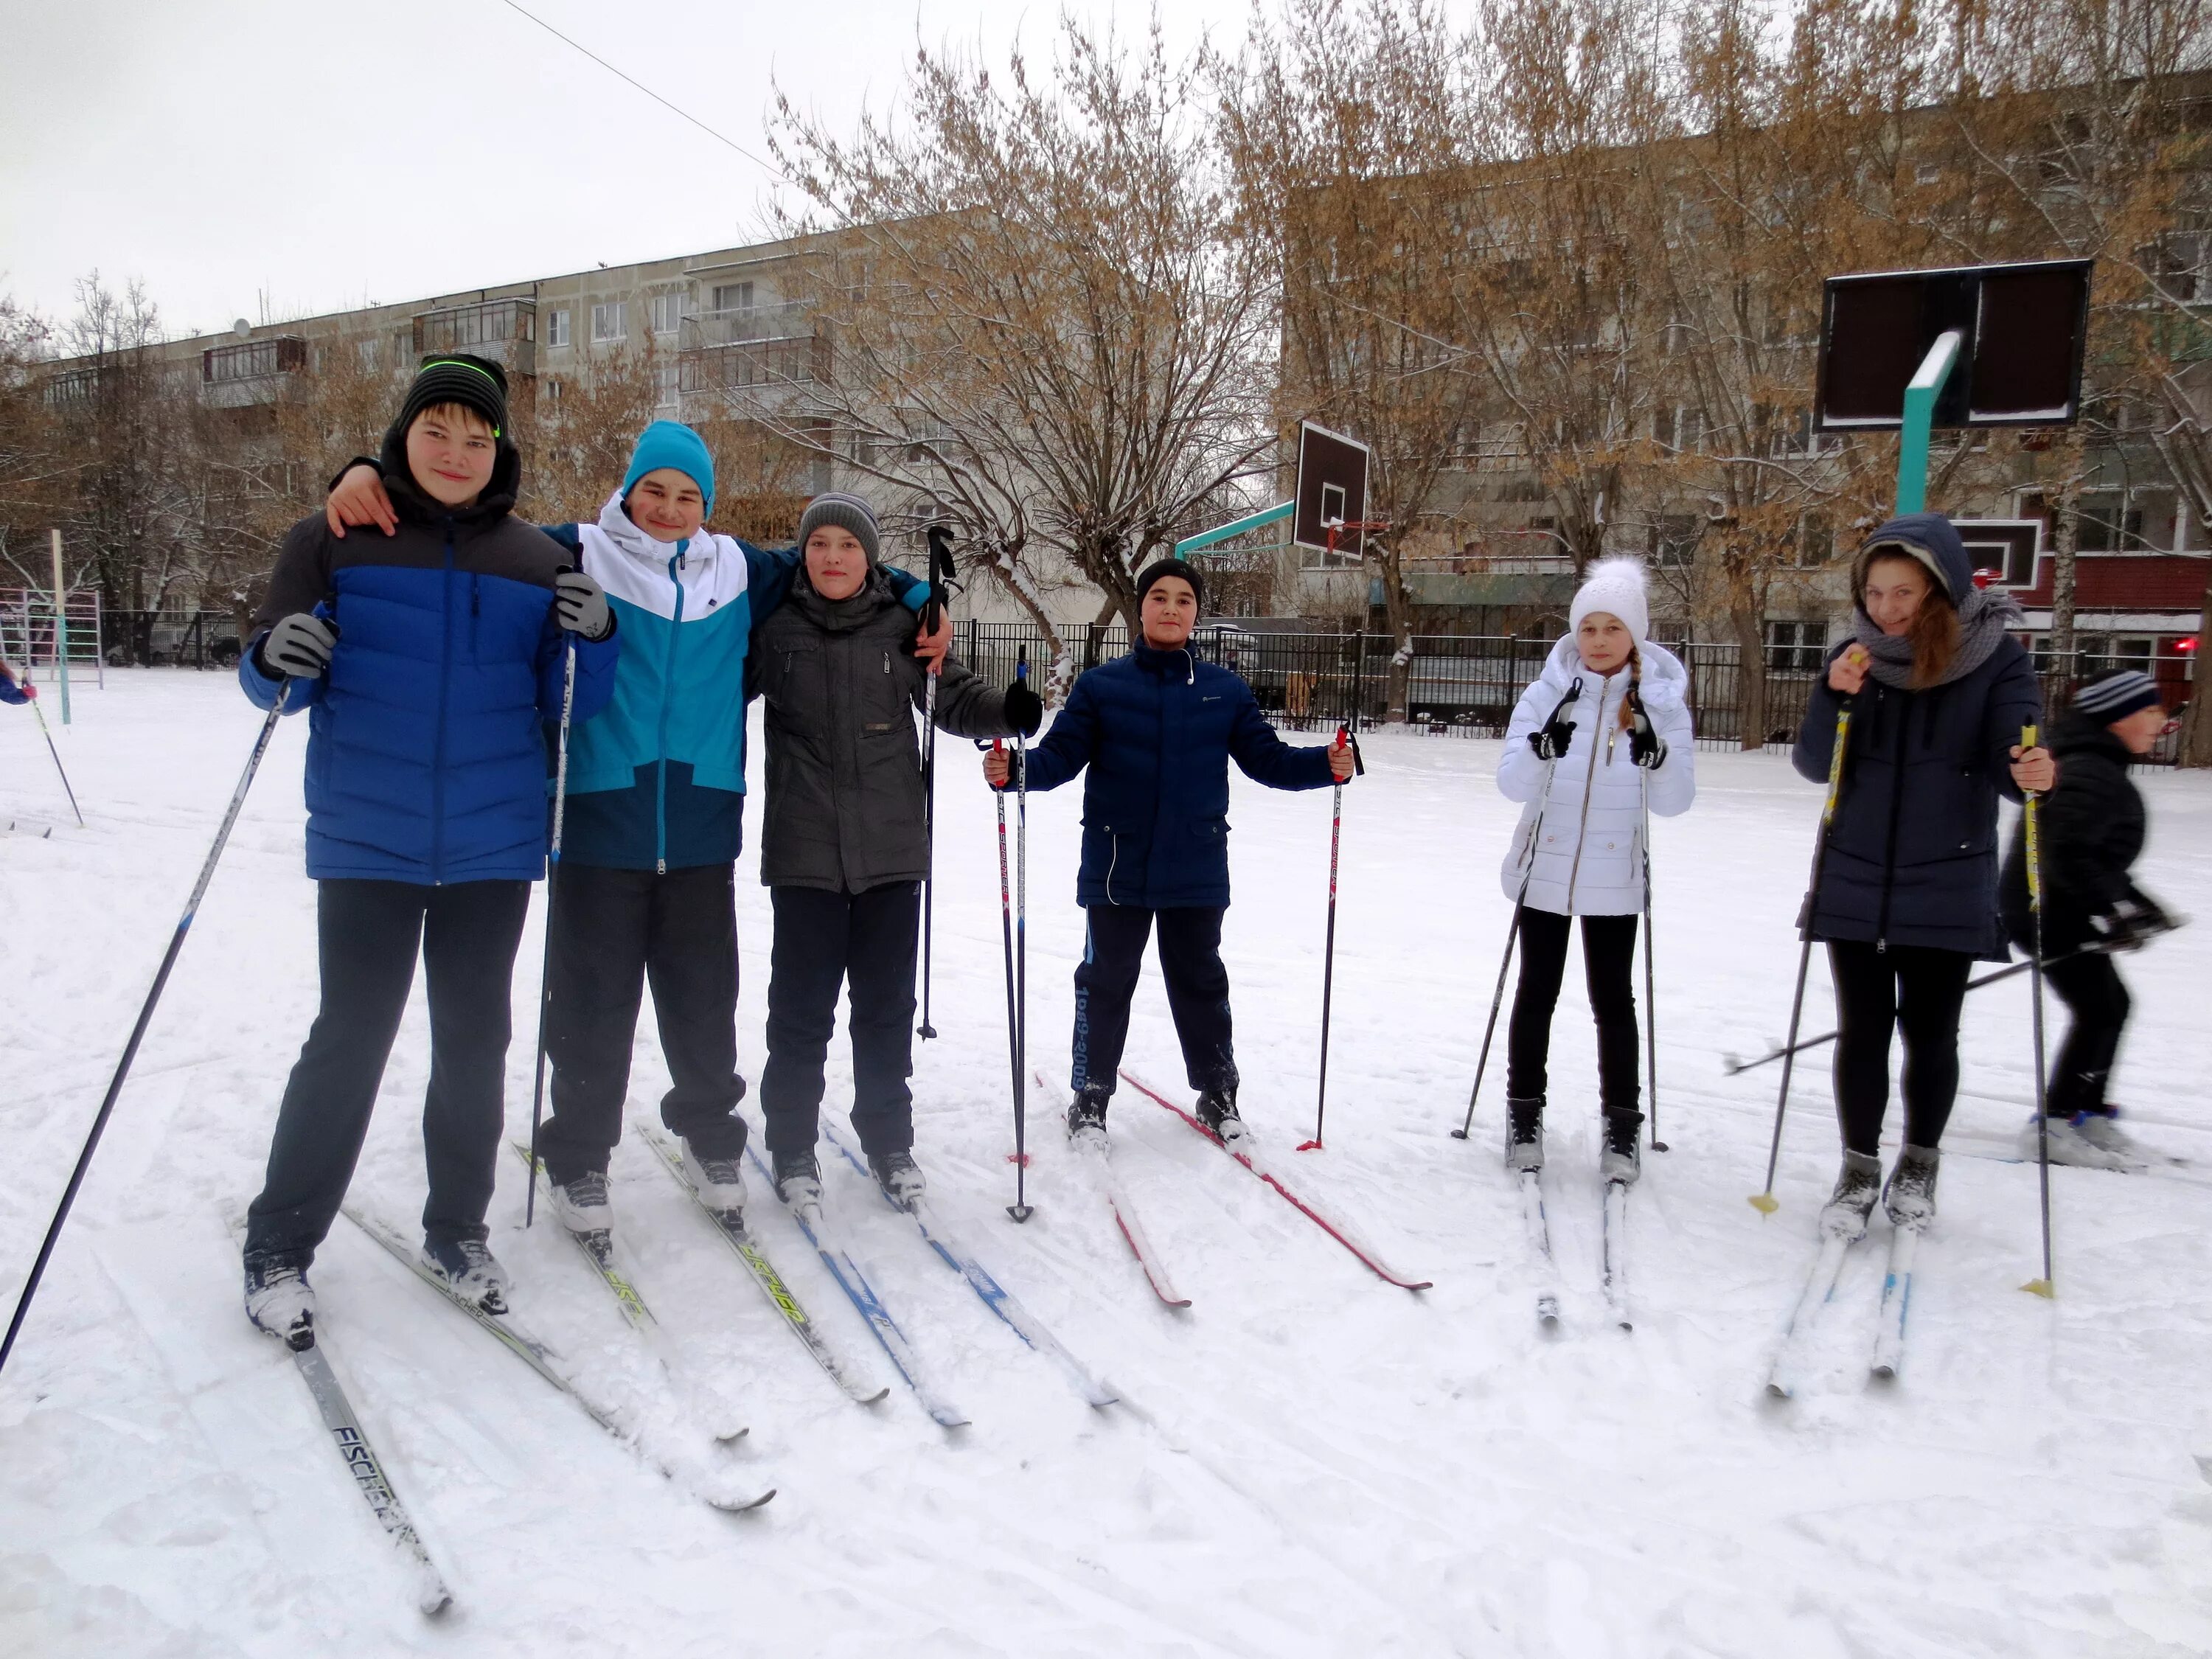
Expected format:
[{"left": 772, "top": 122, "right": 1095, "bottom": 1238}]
[
  {"left": 1135, "top": 557, "right": 1204, "bottom": 609},
  {"left": 796, "top": 492, "right": 881, "bottom": 567},
  {"left": 2074, "top": 669, "right": 2161, "bottom": 724},
  {"left": 400, "top": 354, "right": 509, "bottom": 438}
]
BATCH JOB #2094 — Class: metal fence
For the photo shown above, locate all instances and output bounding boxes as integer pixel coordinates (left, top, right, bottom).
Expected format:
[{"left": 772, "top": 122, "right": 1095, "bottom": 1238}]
[{"left": 950, "top": 619, "right": 2191, "bottom": 764}]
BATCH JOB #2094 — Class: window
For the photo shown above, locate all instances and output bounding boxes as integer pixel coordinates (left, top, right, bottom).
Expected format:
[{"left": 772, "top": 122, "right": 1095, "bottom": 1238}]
[
  {"left": 650, "top": 292, "right": 686, "bottom": 335},
  {"left": 655, "top": 364, "right": 680, "bottom": 408},
  {"left": 591, "top": 302, "right": 627, "bottom": 344},
  {"left": 2077, "top": 493, "right": 2144, "bottom": 552},
  {"left": 712, "top": 281, "right": 754, "bottom": 313},
  {"left": 546, "top": 308, "right": 570, "bottom": 348},
  {"left": 1798, "top": 513, "right": 1833, "bottom": 568},
  {"left": 1766, "top": 619, "right": 1827, "bottom": 675},
  {"left": 1916, "top": 161, "right": 1942, "bottom": 186},
  {"left": 356, "top": 338, "right": 378, "bottom": 372},
  {"left": 1649, "top": 515, "right": 1699, "bottom": 568}
]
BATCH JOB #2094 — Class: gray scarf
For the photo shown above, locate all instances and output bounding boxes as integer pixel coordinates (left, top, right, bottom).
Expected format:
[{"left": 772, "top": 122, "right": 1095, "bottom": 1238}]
[{"left": 1851, "top": 582, "right": 2023, "bottom": 692}]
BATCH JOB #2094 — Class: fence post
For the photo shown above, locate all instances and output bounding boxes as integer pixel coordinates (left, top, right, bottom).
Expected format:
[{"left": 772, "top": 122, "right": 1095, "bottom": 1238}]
[{"left": 49, "top": 530, "right": 70, "bottom": 726}]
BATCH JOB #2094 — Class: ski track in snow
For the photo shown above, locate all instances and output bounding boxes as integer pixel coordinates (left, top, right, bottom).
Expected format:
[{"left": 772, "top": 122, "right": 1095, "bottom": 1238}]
[{"left": 4, "top": 669, "right": 2211, "bottom": 1658}]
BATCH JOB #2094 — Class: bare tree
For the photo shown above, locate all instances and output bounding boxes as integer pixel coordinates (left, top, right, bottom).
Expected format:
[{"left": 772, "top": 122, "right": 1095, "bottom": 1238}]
[{"left": 742, "top": 15, "right": 1275, "bottom": 684}]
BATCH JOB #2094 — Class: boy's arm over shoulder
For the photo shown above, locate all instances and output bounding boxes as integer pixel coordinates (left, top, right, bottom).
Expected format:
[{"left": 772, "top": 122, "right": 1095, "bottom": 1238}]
[
  {"left": 922, "top": 658, "right": 1018, "bottom": 740},
  {"left": 741, "top": 540, "right": 803, "bottom": 623},
  {"left": 1225, "top": 672, "right": 1334, "bottom": 790}
]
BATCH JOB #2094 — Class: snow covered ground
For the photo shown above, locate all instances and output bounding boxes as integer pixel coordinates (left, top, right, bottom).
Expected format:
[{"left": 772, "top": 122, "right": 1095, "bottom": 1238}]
[{"left": 4, "top": 668, "right": 2211, "bottom": 1659}]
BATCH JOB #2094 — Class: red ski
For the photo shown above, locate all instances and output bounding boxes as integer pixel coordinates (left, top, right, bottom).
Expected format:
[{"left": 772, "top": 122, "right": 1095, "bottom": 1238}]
[{"left": 1119, "top": 1071, "right": 1433, "bottom": 1293}]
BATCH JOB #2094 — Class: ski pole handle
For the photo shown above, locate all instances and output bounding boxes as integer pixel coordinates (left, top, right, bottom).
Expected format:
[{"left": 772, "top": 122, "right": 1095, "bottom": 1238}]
[{"left": 1335, "top": 725, "right": 1365, "bottom": 776}]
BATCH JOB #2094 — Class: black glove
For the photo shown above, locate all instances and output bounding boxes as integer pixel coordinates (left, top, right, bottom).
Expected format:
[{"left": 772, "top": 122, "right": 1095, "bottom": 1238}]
[
  {"left": 2089, "top": 894, "right": 2175, "bottom": 953},
  {"left": 1528, "top": 684, "right": 1579, "bottom": 761},
  {"left": 1626, "top": 686, "right": 1665, "bottom": 770},
  {"left": 554, "top": 569, "right": 614, "bottom": 641},
  {"left": 258, "top": 613, "right": 337, "bottom": 680},
  {"left": 1004, "top": 677, "right": 1043, "bottom": 737}
]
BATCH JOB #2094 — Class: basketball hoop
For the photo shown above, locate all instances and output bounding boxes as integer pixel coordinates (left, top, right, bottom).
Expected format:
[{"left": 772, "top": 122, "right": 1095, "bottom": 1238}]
[{"left": 1324, "top": 518, "right": 1391, "bottom": 557}]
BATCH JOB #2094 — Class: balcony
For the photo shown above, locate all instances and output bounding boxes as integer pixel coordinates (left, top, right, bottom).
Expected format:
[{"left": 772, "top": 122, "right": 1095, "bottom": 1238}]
[
  {"left": 412, "top": 299, "right": 535, "bottom": 376},
  {"left": 686, "top": 299, "right": 813, "bottom": 349},
  {"left": 682, "top": 333, "right": 832, "bottom": 397},
  {"left": 200, "top": 335, "right": 307, "bottom": 408}
]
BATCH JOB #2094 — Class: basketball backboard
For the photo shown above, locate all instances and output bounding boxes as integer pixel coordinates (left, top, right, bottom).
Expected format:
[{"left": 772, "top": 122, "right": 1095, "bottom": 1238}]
[
  {"left": 1815, "top": 259, "right": 2093, "bottom": 431},
  {"left": 1953, "top": 518, "right": 2042, "bottom": 588},
  {"left": 1293, "top": 422, "right": 1372, "bottom": 556}
]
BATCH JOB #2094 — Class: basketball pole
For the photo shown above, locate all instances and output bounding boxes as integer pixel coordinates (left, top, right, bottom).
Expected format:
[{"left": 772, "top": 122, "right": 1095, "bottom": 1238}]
[{"left": 1893, "top": 330, "right": 1962, "bottom": 514}]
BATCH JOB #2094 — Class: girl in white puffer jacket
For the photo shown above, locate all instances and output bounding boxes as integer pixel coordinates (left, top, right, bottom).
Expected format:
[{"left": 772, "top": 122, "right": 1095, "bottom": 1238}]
[{"left": 1494, "top": 555, "right": 1696, "bottom": 1183}]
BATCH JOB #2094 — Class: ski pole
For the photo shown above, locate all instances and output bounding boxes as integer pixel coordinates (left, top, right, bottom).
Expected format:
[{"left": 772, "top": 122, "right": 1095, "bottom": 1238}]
[
  {"left": 991, "top": 739, "right": 1023, "bottom": 1207},
  {"left": 1301, "top": 726, "right": 1363, "bottom": 1151},
  {"left": 1453, "top": 678, "right": 1579, "bottom": 1140},
  {"left": 28, "top": 689, "right": 83, "bottom": 827},
  {"left": 1727, "top": 958, "right": 2052, "bottom": 1075},
  {"left": 2021, "top": 721, "right": 2056, "bottom": 1298},
  {"left": 1641, "top": 774, "right": 1665, "bottom": 1153},
  {"left": 524, "top": 631, "right": 579, "bottom": 1228},
  {"left": 1751, "top": 693, "right": 1854, "bottom": 1214},
  {"left": 1009, "top": 649, "right": 1033, "bottom": 1222},
  {"left": 917, "top": 526, "right": 953, "bottom": 1041},
  {"left": 1, "top": 687, "right": 291, "bottom": 1377}
]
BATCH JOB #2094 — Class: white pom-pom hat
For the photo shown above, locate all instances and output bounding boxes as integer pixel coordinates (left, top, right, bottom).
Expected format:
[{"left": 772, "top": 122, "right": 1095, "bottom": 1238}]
[{"left": 1568, "top": 553, "right": 1651, "bottom": 643}]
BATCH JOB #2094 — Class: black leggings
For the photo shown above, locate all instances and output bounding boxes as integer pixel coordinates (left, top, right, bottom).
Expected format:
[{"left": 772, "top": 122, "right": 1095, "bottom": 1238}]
[
  {"left": 2045, "top": 951, "right": 2131, "bottom": 1120},
  {"left": 1828, "top": 940, "right": 1972, "bottom": 1155},
  {"left": 1505, "top": 908, "right": 1641, "bottom": 1113}
]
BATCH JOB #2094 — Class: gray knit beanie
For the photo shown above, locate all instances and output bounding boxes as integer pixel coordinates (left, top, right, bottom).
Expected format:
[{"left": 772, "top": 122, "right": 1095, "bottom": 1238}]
[{"left": 796, "top": 492, "right": 881, "bottom": 568}]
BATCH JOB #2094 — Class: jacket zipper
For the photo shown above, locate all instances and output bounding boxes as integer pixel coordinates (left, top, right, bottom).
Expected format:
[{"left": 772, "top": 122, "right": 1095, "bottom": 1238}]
[
  {"left": 432, "top": 526, "right": 454, "bottom": 883},
  {"left": 470, "top": 575, "right": 480, "bottom": 656},
  {"left": 655, "top": 548, "right": 686, "bottom": 874},
  {"left": 1562, "top": 673, "right": 1616, "bottom": 912},
  {"left": 1876, "top": 685, "right": 1906, "bottom": 951}
]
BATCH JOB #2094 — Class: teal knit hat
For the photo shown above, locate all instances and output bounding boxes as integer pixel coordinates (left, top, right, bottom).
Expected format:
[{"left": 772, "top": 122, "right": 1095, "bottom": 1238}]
[{"left": 622, "top": 420, "right": 715, "bottom": 513}]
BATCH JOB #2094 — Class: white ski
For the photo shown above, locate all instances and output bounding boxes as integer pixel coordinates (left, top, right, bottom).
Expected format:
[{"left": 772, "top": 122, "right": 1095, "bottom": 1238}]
[
  {"left": 1601, "top": 1178, "right": 1632, "bottom": 1332},
  {"left": 1870, "top": 1223, "right": 1919, "bottom": 1380},
  {"left": 1517, "top": 1169, "right": 1562, "bottom": 1327},
  {"left": 343, "top": 1208, "right": 774, "bottom": 1511},
  {"left": 1765, "top": 1231, "right": 1852, "bottom": 1399}
]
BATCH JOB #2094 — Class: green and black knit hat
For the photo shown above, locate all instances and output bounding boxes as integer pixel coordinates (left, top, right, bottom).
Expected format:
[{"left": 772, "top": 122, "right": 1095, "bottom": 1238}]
[{"left": 399, "top": 353, "right": 509, "bottom": 438}]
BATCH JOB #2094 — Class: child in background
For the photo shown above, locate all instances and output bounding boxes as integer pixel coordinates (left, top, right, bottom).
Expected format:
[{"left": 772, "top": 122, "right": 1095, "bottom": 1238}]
[{"left": 2001, "top": 668, "right": 2177, "bottom": 1168}]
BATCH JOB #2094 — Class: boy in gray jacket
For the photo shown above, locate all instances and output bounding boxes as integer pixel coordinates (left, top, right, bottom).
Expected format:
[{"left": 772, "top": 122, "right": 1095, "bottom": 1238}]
[{"left": 751, "top": 494, "right": 1040, "bottom": 1206}]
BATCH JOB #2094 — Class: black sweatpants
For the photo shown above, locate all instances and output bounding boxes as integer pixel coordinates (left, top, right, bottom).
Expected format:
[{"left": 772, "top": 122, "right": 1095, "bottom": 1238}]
[
  {"left": 245, "top": 877, "right": 530, "bottom": 1264},
  {"left": 1504, "top": 908, "right": 1641, "bottom": 1112},
  {"left": 538, "top": 861, "right": 747, "bottom": 1185},
  {"left": 759, "top": 881, "right": 922, "bottom": 1158},
  {"left": 2045, "top": 951, "right": 2131, "bottom": 1120},
  {"left": 1828, "top": 940, "right": 1973, "bottom": 1155},
  {"left": 1070, "top": 905, "right": 1235, "bottom": 1101}
]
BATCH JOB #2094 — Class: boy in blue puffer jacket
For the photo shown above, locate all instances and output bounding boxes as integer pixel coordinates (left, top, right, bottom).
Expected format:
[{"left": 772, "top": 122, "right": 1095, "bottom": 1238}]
[
  {"left": 325, "top": 423, "right": 946, "bottom": 1240},
  {"left": 984, "top": 558, "right": 1357, "bottom": 1142},
  {"left": 240, "top": 355, "right": 619, "bottom": 1345}
]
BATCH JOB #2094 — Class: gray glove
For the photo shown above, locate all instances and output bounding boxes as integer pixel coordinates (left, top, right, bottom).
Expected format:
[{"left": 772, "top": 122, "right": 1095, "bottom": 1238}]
[
  {"left": 553, "top": 569, "right": 613, "bottom": 640},
  {"left": 259, "top": 613, "right": 336, "bottom": 679}
]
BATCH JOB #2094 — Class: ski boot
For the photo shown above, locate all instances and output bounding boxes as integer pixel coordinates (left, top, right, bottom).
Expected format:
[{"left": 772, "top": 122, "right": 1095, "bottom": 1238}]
[
  {"left": 1818, "top": 1150, "right": 1882, "bottom": 1242},
  {"left": 244, "top": 1256, "right": 316, "bottom": 1350},
  {"left": 1067, "top": 1089, "right": 1109, "bottom": 1146},
  {"left": 1883, "top": 1144, "right": 1941, "bottom": 1229},
  {"left": 771, "top": 1148, "right": 823, "bottom": 1208},
  {"left": 1195, "top": 1086, "right": 1243, "bottom": 1141},
  {"left": 2074, "top": 1107, "right": 2143, "bottom": 1165},
  {"left": 421, "top": 1236, "right": 510, "bottom": 1314},
  {"left": 869, "top": 1150, "right": 926, "bottom": 1208},
  {"left": 549, "top": 1169, "right": 613, "bottom": 1237},
  {"left": 681, "top": 1138, "right": 748, "bottom": 1221},
  {"left": 1504, "top": 1095, "right": 1545, "bottom": 1172},
  {"left": 1599, "top": 1107, "right": 1643, "bottom": 1186},
  {"left": 2020, "top": 1113, "right": 2111, "bottom": 1169}
]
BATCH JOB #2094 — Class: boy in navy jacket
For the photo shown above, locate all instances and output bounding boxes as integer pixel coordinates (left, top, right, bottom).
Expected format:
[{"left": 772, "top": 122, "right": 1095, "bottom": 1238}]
[
  {"left": 984, "top": 559, "right": 1355, "bottom": 1142},
  {"left": 240, "top": 355, "right": 617, "bottom": 1344}
]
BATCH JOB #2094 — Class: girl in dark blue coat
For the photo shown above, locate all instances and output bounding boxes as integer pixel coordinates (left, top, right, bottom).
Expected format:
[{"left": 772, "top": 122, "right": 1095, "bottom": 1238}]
[
  {"left": 984, "top": 559, "right": 1355, "bottom": 1141},
  {"left": 1792, "top": 513, "right": 2049, "bottom": 1237}
]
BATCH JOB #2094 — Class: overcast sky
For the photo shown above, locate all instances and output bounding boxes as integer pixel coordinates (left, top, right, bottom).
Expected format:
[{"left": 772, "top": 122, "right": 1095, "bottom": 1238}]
[{"left": 0, "top": 0, "right": 1256, "bottom": 342}]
